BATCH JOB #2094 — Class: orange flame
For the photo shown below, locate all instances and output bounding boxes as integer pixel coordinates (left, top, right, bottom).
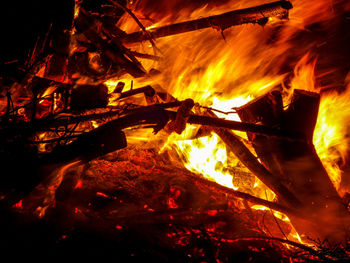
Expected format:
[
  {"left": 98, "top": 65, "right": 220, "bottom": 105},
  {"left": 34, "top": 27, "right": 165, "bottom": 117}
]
[
  {"left": 112, "top": 0, "right": 350, "bottom": 245},
  {"left": 314, "top": 88, "right": 350, "bottom": 192}
]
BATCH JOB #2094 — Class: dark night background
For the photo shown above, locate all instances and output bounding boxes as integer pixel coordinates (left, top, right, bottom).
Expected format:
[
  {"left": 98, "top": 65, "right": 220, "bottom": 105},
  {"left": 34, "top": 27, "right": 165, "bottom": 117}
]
[{"left": 0, "top": 1, "right": 75, "bottom": 75}]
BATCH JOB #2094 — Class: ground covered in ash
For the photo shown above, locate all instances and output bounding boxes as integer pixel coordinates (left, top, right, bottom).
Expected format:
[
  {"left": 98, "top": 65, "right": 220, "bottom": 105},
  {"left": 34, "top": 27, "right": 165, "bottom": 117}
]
[{"left": 0, "top": 142, "right": 321, "bottom": 262}]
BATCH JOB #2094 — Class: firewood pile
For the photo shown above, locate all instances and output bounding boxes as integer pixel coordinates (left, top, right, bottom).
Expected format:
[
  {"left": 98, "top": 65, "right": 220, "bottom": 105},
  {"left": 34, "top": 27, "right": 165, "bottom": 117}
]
[{"left": 1, "top": 0, "right": 350, "bottom": 261}]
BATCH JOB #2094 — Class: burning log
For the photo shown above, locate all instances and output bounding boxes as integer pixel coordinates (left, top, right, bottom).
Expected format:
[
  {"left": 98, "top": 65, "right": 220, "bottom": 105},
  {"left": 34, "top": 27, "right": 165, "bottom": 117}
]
[
  {"left": 129, "top": 51, "right": 162, "bottom": 61},
  {"left": 185, "top": 113, "right": 305, "bottom": 140},
  {"left": 121, "top": 1, "right": 292, "bottom": 43},
  {"left": 165, "top": 99, "right": 195, "bottom": 134},
  {"left": 185, "top": 173, "right": 301, "bottom": 218},
  {"left": 28, "top": 76, "right": 111, "bottom": 114},
  {"left": 2, "top": 101, "right": 303, "bottom": 140},
  {"left": 236, "top": 89, "right": 350, "bottom": 244},
  {"left": 188, "top": 107, "right": 301, "bottom": 213},
  {"left": 41, "top": 124, "right": 127, "bottom": 165},
  {"left": 212, "top": 128, "right": 301, "bottom": 208}
]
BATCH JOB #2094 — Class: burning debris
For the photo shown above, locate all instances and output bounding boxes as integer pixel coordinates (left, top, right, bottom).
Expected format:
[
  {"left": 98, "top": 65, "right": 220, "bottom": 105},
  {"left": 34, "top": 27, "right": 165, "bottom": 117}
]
[{"left": 1, "top": 0, "right": 350, "bottom": 261}]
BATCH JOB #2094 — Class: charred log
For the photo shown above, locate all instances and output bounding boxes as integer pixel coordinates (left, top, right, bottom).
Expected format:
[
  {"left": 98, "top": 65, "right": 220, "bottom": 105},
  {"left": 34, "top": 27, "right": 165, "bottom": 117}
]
[
  {"left": 186, "top": 173, "right": 301, "bottom": 218},
  {"left": 165, "top": 99, "right": 195, "bottom": 134},
  {"left": 236, "top": 89, "right": 350, "bottom": 244},
  {"left": 121, "top": 1, "right": 292, "bottom": 43},
  {"left": 213, "top": 128, "right": 301, "bottom": 208}
]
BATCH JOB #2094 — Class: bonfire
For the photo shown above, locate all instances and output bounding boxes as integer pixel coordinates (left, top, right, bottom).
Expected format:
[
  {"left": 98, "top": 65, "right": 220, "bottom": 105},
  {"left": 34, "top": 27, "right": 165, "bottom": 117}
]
[{"left": 1, "top": 0, "right": 350, "bottom": 261}]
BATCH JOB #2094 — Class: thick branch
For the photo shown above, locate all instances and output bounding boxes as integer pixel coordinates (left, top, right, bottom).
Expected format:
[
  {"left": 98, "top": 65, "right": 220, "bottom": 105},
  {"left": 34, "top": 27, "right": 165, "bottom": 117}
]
[
  {"left": 122, "top": 1, "right": 292, "bottom": 43},
  {"left": 186, "top": 173, "right": 302, "bottom": 219},
  {"left": 213, "top": 128, "right": 301, "bottom": 207},
  {"left": 2, "top": 103, "right": 306, "bottom": 142},
  {"left": 185, "top": 113, "right": 305, "bottom": 140},
  {"left": 33, "top": 107, "right": 305, "bottom": 140}
]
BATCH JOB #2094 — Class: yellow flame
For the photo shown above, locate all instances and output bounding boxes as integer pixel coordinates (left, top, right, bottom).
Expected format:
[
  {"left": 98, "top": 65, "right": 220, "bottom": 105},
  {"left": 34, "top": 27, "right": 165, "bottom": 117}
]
[
  {"left": 314, "top": 88, "right": 350, "bottom": 192},
  {"left": 288, "top": 53, "right": 350, "bottom": 192},
  {"left": 109, "top": 0, "right": 350, "bottom": 245},
  {"left": 168, "top": 129, "right": 237, "bottom": 189}
]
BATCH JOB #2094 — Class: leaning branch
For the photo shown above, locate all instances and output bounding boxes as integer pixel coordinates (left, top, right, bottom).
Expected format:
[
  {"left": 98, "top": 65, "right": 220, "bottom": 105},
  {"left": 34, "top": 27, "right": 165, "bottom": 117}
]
[{"left": 185, "top": 173, "right": 303, "bottom": 219}]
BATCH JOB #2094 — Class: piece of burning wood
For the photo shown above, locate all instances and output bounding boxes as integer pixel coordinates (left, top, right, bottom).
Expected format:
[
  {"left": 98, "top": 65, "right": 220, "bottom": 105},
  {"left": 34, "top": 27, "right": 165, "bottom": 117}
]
[
  {"left": 29, "top": 76, "right": 110, "bottom": 113},
  {"left": 108, "top": 0, "right": 160, "bottom": 54},
  {"left": 29, "top": 102, "right": 182, "bottom": 131},
  {"left": 283, "top": 89, "right": 320, "bottom": 143},
  {"left": 150, "top": 84, "right": 177, "bottom": 103},
  {"left": 121, "top": 1, "right": 292, "bottom": 43},
  {"left": 21, "top": 124, "right": 127, "bottom": 201},
  {"left": 41, "top": 125, "right": 127, "bottom": 165},
  {"left": 236, "top": 89, "right": 350, "bottom": 244},
  {"left": 184, "top": 113, "right": 305, "bottom": 140},
  {"left": 30, "top": 76, "right": 71, "bottom": 110},
  {"left": 111, "top": 82, "right": 125, "bottom": 93},
  {"left": 110, "top": 85, "right": 159, "bottom": 105},
  {"left": 191, "top": 106, "right": 300, "bottom": 208},
  {"left": 235, "top": 90, "right": 286, "bottom": 183},
  {"left": 29, "top": 76, "right": 69, "bottom": 121},
  {"left": 1, "top": 99, "right": 307, "bottom": 150},
  {"left": 15, "top": 125, "right": 128, "bottom": 208},
  {"left": 118, "top": 85, "right": 156, "bottom": 100},
  {"left": 25, "top": 103, "right": 306, "bottom": 139},
  {"left": 185, "top": 172, "right": 302, "bottom": 220},
  {"left": 129, "top": 51, "right": 162, "bottom": 61},
  {"left": 236, "top": 90, "right": 332, "bottom": 206},
  {"left": 30, "top": 76, "right": 72, "bottom": 92},
  {"left": 165, "top": 99, "right": 195, "bottom": 134},
  {"left": 213, "top": 128, "right": 301, "bottom": 208}
]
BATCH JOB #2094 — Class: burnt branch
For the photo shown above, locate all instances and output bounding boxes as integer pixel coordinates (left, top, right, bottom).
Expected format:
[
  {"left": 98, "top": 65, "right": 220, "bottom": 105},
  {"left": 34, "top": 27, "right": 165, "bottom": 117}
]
[
  {"left": 121, "top": 1, "right": 292, "bottom": 43},
  {"left": 185, "top": 173, "right": 302, "bottom": 219},
  {"left": 37, "top": 107, "right": 305, "bottom": 139},
  {"left": 213, "top": 128, "right": 301, "bottom": 208}
]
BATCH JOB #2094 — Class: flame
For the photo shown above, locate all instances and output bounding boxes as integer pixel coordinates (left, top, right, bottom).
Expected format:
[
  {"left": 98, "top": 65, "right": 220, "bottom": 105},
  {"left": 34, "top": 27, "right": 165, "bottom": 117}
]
[
  {"left": 29, "top": 161, "right": 81, "bottom": 218},
  {"left": 117, "top": 0, "right": 298, "bottom": 202},
  {"left": 22, "top": 0, "right": 349, "bottom": 248},
  {"left": 74, "top": 0, "right": 80, "bottom": 18},
  {"left": 112, "top": 0, "right": 350, "bottom": 245},
  {"left": 289, "top": 53, "right": 317, "bottom": 94},
  {"left": 168, "top": 129, "right": 238, "bottom": 189},
  {"left": 313, "top": 88, "right": 350, "bottom": 192}
]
